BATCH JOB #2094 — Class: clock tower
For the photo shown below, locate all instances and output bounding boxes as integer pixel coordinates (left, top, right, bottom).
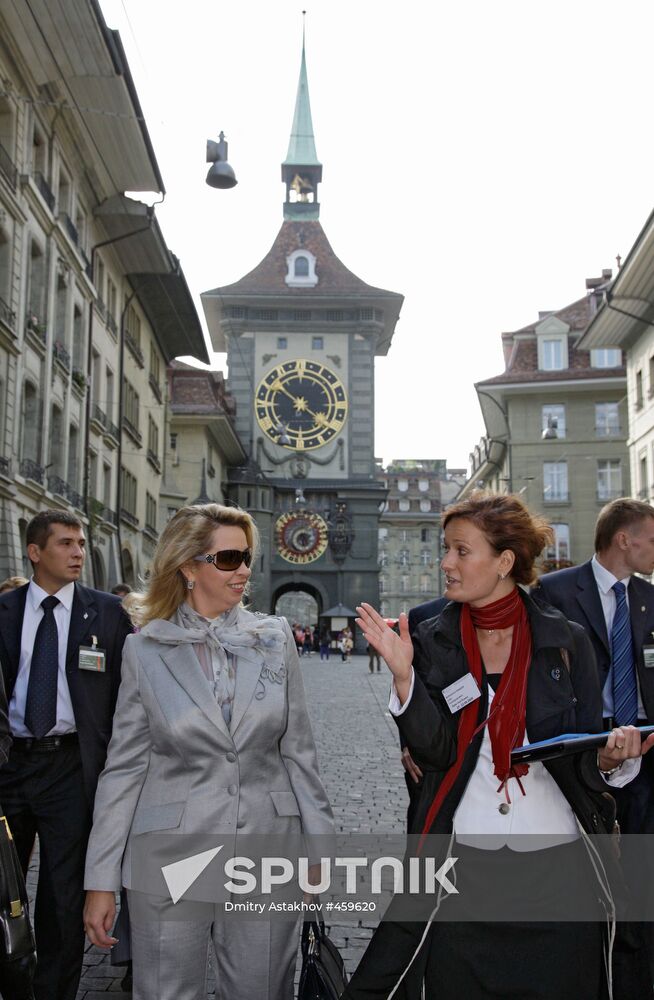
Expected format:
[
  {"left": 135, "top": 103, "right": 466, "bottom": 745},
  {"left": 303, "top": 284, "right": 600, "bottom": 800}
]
[{"left": 202, "top": 35, "right": 403, "bottom": 629}]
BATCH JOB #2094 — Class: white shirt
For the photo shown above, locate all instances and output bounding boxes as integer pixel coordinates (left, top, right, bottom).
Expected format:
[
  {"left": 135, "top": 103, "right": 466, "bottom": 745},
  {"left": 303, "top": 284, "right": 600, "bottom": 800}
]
[
  {"left": 591, "top": 555, "right": 646, "bottom": 719},
  {"left": 390, "top": 671, "right": 638, "bottom": 849},
  {"left": 9, "top": 580, "right": 77, "bottom": 737}
]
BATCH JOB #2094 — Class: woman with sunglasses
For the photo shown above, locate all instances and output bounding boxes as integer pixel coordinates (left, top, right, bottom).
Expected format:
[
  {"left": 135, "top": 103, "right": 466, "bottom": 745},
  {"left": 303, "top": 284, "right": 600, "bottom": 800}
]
[{"left": 82, "top": 503, "right": 334, "bottom": 1000}]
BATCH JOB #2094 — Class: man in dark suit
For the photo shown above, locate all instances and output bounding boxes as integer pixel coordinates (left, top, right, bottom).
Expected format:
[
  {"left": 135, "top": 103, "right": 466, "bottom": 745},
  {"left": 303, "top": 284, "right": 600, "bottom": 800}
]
[
  {"left": 533, "top": 497, "right": 654, "bottom": 994},
  {"left": 0, "top": 510, "right": 132, "bottom": 1000}
]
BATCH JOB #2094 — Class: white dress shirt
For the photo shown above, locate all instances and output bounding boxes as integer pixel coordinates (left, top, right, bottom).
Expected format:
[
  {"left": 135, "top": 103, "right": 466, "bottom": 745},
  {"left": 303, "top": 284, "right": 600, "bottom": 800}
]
[
  {"left": 591, "top": 555, "right": 646, "bottom": 719},
  {"left": 390, "top": 672, "right": 638, "bottom": 849},
  {"left": 9, "top": 579, "right": 77, "bottom": 737}
]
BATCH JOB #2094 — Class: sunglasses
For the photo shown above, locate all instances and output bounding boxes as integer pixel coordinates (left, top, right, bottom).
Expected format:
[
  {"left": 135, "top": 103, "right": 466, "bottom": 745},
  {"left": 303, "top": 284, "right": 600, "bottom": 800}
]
[{"left": 193, "top": 548, "right": 253, "bottom": 571}]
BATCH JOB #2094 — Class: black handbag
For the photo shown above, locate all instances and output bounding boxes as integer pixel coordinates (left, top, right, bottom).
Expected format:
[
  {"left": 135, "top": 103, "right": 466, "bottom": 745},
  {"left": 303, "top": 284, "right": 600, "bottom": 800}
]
[
  {"left": 0, "top": 815, "right": 36, "bottom": 1000},
  {"left": 298, "top": 917, "right": 348, "bottom": 1000}
]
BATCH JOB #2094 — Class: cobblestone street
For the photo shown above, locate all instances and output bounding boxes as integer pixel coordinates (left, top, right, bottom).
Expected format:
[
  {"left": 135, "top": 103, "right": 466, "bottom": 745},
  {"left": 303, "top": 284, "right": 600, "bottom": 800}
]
[{"left": 23, "top": 654, "right": 407, "bottom": 998}]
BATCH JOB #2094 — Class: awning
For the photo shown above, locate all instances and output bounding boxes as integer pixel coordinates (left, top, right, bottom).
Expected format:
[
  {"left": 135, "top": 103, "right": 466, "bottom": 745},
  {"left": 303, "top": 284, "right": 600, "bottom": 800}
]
[{"left": 321, "top": 604, "right": 357, "bottom": 618}]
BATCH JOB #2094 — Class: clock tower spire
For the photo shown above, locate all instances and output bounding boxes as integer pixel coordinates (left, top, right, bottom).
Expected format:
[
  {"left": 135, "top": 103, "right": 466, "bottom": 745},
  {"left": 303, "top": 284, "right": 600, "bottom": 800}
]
[{"left": 282, "top": 20, "right": 322, "bottom": 221}]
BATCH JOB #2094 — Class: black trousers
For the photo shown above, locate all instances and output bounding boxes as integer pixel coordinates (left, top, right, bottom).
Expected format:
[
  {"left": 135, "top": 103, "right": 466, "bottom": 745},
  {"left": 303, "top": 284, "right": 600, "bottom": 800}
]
[{"left": 0, "top": 742, "right": 91, "bottom": 1000}]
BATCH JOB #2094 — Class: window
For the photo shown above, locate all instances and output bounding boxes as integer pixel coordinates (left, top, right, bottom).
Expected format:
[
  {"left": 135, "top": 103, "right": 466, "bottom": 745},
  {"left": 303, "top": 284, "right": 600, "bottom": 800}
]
[
  {"left": 145, "top": 492, "right": 158, "bottom": 533},
  {"left": 420, "top": 528, "right": 428, "bottom": 542},
  {"left": 650, "top": 356, "right": 654, "bottom": 398},
  {"left": 72, "top": 303, "right": 83, "bottom": 369},
  {"left": 542, "top": 404, "right": 566, "bottom": 439},
  {"left": 597, "top": 459, "right": 622, "bottom": 501},
  {"left": 294, "top": 256, "right": 309, "bottom": 277},
  {"left": 0, "top": 213, "right": 13, "bottom": 309},
  {"left": 123, "top": 378, "right": 140, "bottom": 442},
  {"left": 150, "top": 344, "right": 161, "bottom": 385},
  {"left": 636, "top": 370, "right": 644, "bottom": 409},
  {"left": 67, "top": 424, "right": 79, "bottom": 489},
  {"left": 27, "top": 240, "right": 47, "bottom": 325},
  {"left": 640, "top": 454, "right": 648, "bottom": 500},
  {"left": 378, "top": 527, "right": 388, "bottom": 541},
  {"left": 379, "top": 551, "right": 388, "bottom": 567},
  {"left": 420, "top": 574, "right": 431, "bottom": 594},
  {"left": 49, "top": 406, "right": 63, "bottom": 476},
  {"left": 399, "top": 498, "right": 410, "bottom": 512},
  {"left": 379, "top": 575, "right": 386, "bottom": 594},
  {"left": 420, "top": 498, "right": 431, "bottom": 512},
  {"left": 285, "top": 248, "right": 318, "bottom": 287},
  {"left": 312, "top": 336, "right": 324, "bottom": 350},
  {"left": 543, "top": 461, "right": 568, "bottom": 502},
  {"left": 21, "top": 382, "right": 40, "bottom": 463},
  {"left": 103, "top": 463, "right": 112, "bottom": 507},
  {"left": 397, "top": 478, "right": 408, "bottom": 492},
  {"left": 380, "top": 601, "right": 388, "bottom": 617},
  {"left": 421, "top": 550, "right": 431, "bottom": 566},
  {"left": 401, "top": 530, "right": 408, "bottom": 543},
  {"left": 595, "top": 402, "right": 620, "bottom": 437},
  {"left": 148, "top": 415, "right": 159, "bottom": 462},
  {"left": 400, "top": 575, "right": 409, "bottom": 594},
  {"left": 277, "top": 336, "right": 287, "bottom": 349},
  {"left": 546, "top": 524, "right": 570, "bottom": 562},
  {"left": 539, "top": 337, "right": 566, "bottom": 371},
  {"left": 106, "top": 278, "right": 117, "bottom": 327},
  {"left": 591, "top": 348, "right": 621, "bottom": 368},
  {"left": 399, "top": 550, "right": 409, "bottom": 567},
  {"left": 418, "top": 479, "right": 429, "bottom": 492},
  {"left": 95, "top": 256, "right": 105, "bottom": 302},
  {"left": 121, "top": 466, "right": 138, "bottom": 517},
  {"left": 106, "top": 367, "right": 115, "bottom": 420}
]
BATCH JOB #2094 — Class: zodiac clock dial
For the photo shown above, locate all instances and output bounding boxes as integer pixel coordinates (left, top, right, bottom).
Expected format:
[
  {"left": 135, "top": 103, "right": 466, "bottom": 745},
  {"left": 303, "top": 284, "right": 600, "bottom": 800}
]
[
  {"left": 275, "top": 511, "right": 329, "bottom": 564},
  {"left": 255, "top": 359, "right": 348, "bottom": 451}
]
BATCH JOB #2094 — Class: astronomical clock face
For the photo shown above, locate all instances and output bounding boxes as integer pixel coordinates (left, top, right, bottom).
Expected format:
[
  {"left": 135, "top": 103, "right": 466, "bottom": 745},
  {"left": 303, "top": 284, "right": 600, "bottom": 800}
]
[
  {"left": 275, "top": 511, "right": 329, "bottom": 564},
  {"left": 255, "top": 359, "right": 348, "bottom": 451}
]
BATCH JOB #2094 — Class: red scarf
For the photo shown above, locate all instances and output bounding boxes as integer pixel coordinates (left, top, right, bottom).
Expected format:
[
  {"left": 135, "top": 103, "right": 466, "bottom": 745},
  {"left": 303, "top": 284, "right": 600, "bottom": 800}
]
[{"left": 418, "top": 589, "right": 532, "bottom": 852}]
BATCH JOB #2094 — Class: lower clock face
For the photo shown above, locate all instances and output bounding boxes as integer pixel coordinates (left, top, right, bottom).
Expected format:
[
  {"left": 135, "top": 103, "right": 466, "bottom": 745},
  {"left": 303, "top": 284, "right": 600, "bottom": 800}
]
[
  {"left": 255, "top": 359, "right": 348, "bottom": 451},
  {"left": 275, "top": 511, "right": 329, "bottom": 564}
]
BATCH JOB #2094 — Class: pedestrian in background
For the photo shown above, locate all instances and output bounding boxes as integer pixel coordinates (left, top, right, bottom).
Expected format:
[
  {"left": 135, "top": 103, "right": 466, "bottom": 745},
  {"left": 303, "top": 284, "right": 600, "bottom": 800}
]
[
  {"left": 319, "top": 627, "right": 331, "bottom": 661},
  {"left": 83, "top": 503, "right": 334, "bottom": 1000},
  {"left": 0, "top": 510, "right": 131, "bottom": 1000},
  {"left": 367, "top": 642, "right": 380, "bottom": 673}
]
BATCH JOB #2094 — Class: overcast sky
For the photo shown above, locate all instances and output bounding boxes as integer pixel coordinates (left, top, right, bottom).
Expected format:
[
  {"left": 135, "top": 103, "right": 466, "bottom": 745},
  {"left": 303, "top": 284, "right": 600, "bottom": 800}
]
[{"left": 99, "top": 0, "right": 654, "bottom": 469}]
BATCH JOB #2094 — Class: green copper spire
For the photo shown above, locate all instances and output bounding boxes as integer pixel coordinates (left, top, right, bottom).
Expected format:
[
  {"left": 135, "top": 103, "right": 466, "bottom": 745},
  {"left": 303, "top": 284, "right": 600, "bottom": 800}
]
[
  {"left": 283, "top": 29, "right": 321, "bottom": 168},
  {"left": 282, "top": 20, "right": 322, "bottom": 219}
]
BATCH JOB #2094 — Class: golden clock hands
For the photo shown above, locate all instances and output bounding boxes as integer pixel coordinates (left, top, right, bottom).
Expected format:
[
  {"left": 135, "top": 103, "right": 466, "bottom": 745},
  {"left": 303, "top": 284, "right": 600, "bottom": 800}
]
[{"left": 271, "top": 379, "right": 327, "bottom": 423}]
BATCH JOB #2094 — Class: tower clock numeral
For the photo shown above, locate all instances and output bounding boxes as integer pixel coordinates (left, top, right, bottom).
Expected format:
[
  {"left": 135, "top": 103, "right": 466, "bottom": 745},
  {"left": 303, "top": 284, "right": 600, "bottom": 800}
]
[{"left": 255, "top": 359, "right": 348, "bottom": 451}]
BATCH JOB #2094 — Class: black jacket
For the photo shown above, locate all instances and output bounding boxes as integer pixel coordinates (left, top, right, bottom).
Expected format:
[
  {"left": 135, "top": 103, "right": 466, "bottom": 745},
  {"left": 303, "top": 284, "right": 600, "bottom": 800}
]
[
  {"left": 0, "top": 582, "right": 132, "bottom": 803},
  {"left": 400, "top": 590, "right": 616, "bottom": 838}
]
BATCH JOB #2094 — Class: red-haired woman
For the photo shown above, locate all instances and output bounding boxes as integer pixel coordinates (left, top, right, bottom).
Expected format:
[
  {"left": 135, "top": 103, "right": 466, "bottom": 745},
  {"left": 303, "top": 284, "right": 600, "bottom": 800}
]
[{"left": 343, "top": 492, "right": 654, "bottom": 1000}]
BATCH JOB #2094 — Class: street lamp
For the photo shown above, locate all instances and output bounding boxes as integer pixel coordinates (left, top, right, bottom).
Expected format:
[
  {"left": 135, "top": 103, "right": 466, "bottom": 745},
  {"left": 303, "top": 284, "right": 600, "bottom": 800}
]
[{"left": 206, "top": 131, "right": 238, "bottom": 189}]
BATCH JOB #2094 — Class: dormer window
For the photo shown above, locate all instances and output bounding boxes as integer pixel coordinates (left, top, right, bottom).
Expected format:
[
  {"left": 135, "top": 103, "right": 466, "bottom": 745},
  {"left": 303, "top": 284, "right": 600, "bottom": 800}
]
[{"left": 285, "top": 248, "right": 318, "bottom": 287}]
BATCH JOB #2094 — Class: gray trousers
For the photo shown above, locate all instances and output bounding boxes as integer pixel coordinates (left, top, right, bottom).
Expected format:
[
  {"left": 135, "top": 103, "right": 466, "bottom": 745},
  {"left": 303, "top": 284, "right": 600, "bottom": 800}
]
[{"left": 126, "top": 890, "right": 299, "bottom": 1000}]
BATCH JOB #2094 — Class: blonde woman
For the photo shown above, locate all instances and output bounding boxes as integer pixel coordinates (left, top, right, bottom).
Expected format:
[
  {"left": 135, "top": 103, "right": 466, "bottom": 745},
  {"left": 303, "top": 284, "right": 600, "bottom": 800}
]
[{"left": 82, "top": 504, "right": 334, "bottom": 1000}]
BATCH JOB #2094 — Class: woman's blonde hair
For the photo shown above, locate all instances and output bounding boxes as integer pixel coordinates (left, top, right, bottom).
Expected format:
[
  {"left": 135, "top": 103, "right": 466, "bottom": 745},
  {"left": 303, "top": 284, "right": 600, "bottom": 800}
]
[{"left": 130, "top": 503, "right": 258, "bottom": 627}]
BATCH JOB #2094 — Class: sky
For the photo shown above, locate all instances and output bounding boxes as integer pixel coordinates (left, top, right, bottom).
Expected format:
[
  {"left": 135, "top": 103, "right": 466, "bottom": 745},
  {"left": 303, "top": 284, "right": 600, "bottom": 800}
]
[{"left": 99, "top": 0, "right": 654, "bottom": 470}]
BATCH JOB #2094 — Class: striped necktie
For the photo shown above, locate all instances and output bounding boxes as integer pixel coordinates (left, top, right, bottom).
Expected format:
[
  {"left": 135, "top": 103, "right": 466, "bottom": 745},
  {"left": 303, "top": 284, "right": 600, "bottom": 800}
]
[
  {"left": 611, "top": 581, "right": 638, "bottom": 726},
  {"left": 24, "top": 595, "right": 60, "bottom": 739}
]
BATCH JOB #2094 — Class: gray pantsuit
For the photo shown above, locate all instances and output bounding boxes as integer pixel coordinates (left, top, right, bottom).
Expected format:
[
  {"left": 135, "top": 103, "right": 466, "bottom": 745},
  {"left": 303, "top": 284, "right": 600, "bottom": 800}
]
[{"left": 84, "top": 612, "right": 334, "bottom": 1000}]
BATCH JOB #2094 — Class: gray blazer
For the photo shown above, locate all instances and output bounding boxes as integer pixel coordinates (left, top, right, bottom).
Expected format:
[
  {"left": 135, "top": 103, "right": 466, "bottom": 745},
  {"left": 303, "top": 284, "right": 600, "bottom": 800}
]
[{"left": 84, "top": 614, "right": 334, "bottom": 892}]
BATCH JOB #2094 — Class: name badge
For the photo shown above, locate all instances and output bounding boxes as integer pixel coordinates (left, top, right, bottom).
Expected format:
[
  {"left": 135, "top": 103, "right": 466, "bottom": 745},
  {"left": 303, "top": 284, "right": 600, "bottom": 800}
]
[
  {"left": 442, "top": 673, "right": 481, "bottom": 713},
  {"left": 78, "top": 639, "right": 106, "bottom": 672},
  {"left": 643, "top": 645, "right": 654, "bottom": 669}
]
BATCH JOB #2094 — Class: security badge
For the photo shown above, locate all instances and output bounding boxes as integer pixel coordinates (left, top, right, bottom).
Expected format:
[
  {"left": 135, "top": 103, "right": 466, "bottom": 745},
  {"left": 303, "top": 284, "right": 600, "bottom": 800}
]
[{"left": 78, "top": 635, "right": 106, "bottom": 672}]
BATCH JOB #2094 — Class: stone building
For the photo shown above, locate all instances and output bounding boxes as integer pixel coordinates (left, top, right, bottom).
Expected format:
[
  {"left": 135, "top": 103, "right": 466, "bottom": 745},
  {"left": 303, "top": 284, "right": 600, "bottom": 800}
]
[
  {"left": 201, "top": 38, "right": 403, "bottom": 635},
  {"left": 461, "top": 272, "right": 629, "bottom": 567},
  {"left": 0, "top": 0, "right": 208, "bottom": 585},
  {"left": 579, "top": 211, "right": 654, "bottom": 510},
  {"left": 377, "top": 460, "right": 466, "bottom": 617}
]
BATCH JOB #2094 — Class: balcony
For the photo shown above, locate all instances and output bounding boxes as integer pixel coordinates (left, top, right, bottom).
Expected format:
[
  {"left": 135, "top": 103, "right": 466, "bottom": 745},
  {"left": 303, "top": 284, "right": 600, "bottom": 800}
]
[
  {"left": 122, "top": 415, "right": 142, "bottom": 447},
  {"left": 67, "top": 487, "right": 84, "bottom": 509},
  {"left": 125, "top": 331, "right": 144, "bottom": 368},
  {"left": 100, "top": 506, "right": 117, "bottom": 526},
  {"left": 34, "top": 172, "right": 55, "bottom": 212},
  {"left": 59, "top": 212, "right": 79, "bottom": 247},
  {"left": 53, "top": 341, "right": 71, "bottom": 373},
  {"left": 0, "top": 456, "right": 10, "bottom": 476},
  {"left": 91, "top": 404, "right": 107, "bottom": 431},
  {"left": 95, "top": 296, "right": 106, "bottom": 319},
  {"left": 106, "top": 314, "right": 118, "bottom": 337},
  {"left": 26, "top": 314, "right": 46, "bottom": 348},
  {"left": 47, "top": 474, "right": 69, "bottom": 498},
  {"left": 147, "top": 449, "right": 161, "bottom": 474},
  {"left": 0, "top": 296, "right": 16, "bottom": 333},
  {"left": 19, "top": 459, "right": 44, "bottom": 484},
  {"left": 148, "top": 373, "right": 162, "bottom": 402},
  {"left": 104, "top": 420, "right": 120, "bottom": 446},
  {"left": 120, "top": 508, "right": 139, "bottom": 529},
  {"left": 0, "top": 142, "right": 17, "bottom": 188}
]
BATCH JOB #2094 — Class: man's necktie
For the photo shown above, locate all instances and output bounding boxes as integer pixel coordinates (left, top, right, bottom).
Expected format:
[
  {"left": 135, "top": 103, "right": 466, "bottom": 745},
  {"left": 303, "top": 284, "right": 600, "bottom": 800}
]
[
  {"left": 611, "top": 581, "right": 638, "bottom": 727},
  {"left": 24, "top": 595, "right": 60, "bottom": 739}
]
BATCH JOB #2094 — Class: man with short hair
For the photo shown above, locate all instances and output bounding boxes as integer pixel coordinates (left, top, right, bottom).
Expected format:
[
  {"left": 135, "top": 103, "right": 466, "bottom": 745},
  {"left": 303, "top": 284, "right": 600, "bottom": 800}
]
[
  {"left": 533, "top": 497, "right": 654, "bottom": 995},
  {"left": 0, "top": 510, "right": 132, "bottom": 1000}
]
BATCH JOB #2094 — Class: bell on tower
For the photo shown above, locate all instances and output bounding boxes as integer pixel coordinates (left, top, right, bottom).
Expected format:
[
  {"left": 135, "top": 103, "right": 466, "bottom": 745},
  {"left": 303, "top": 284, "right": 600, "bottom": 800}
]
[{"left": 282, "top": 20, "right": 322, "bottom": 220}]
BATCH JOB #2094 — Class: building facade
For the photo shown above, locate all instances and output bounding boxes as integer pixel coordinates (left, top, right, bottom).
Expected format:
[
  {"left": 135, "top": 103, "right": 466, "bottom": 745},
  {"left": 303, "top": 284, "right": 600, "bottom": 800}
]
[
  {"left": 461, "top": 272, "right": 630, "bottom": 567},
  {"left": 201, "top": 40, "right": 403, "bottom": 632},
  {"left": 377, "top": 460, "right": 466, "bottom": 617},
  {"left": 0, "top": 0, "right": 208, "bottom": 586}
]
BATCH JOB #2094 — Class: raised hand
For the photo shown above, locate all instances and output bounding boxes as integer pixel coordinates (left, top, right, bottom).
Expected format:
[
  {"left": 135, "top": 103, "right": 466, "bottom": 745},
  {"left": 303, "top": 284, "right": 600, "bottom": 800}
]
[{"left": 355, "top": 604, "right": 414, "bottom": 697}]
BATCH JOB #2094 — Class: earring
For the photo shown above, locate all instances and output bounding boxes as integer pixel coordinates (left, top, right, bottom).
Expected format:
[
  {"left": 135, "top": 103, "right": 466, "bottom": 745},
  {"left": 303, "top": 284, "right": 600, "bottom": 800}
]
[
  {"left": 187, "top": 579, "right": 195, "bottom": 591},
  {"left": 498, "top": 573, "right": 505, "bottom": 581}
]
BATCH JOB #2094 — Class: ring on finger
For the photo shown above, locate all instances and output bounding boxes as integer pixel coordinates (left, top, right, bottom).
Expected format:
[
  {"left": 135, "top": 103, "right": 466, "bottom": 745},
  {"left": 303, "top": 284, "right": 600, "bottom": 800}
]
[{"left": 616, "top": 744, "right": 625, "bottom": 750}]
